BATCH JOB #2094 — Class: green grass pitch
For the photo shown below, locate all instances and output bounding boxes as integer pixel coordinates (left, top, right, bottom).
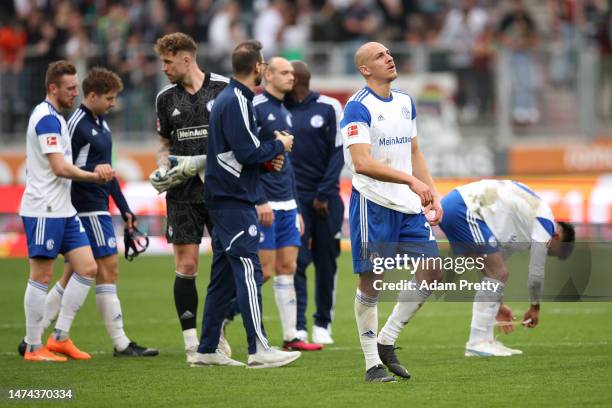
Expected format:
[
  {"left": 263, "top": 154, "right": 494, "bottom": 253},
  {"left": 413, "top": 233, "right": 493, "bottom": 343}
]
[{"left": 1, "top": 254, "right": 611, "bottom": 407}]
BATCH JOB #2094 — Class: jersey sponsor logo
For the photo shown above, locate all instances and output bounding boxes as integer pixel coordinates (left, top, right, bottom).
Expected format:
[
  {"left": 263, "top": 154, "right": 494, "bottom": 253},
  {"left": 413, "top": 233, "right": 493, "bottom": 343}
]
[
  {"left": 45, "top": 239, "right": 55, "bottom": 251},
  {"left": 176, "top": 125, "right": 208, "bottom": 141},
  {"left": 267, "top": 113, "right": 276, "bottom": 121},
  {"left": 348, "top": 124, "right": 359, "bottom": 138},
  {"left": 378, "top": 136, "right": 410, "bottom": 146},
  {"left": 172, "top": 108, "right": 181, "bottom": 117},
  {"left": 206, "top": 99, "right": 215, "bottom": 112},
  {"left": 310, "top": 114, "right": 324, "bottom": 128},
  {"left": 248, "top": 224, "right": 258, "bottom": 237},
  {"left": 46, "top": 136, "right": 57, "bottom": 146},
  {"left": 402, "top": 106, "right": 410, "bottom": 119}
]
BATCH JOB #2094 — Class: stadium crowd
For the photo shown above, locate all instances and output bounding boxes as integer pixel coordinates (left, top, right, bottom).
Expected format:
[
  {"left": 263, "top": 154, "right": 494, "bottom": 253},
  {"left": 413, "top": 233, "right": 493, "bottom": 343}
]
[{"left": 1, "top": 0, "right": 611, "bottom": 134}]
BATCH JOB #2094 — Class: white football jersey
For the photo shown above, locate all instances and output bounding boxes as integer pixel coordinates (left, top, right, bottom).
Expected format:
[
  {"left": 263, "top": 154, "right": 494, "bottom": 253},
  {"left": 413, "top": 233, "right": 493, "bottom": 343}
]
[
  {"left": 457, "top": 179, "right": 555, "bottom": 246},
  {"left": 340, "top": 87, "right": 421, "bottom": 214},
  {"left": 19, "top": 101, "right": 77, "bottom": 218}
]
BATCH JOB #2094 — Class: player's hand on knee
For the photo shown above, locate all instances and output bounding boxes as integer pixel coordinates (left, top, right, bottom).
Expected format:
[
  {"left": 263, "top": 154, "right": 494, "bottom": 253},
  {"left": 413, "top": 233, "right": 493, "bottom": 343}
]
[
  {"left": 94, "top": 164, "right": 114, "bottom": 183},
  {"left": 408, "top": 177, "right": 433, "bottom": 206}
]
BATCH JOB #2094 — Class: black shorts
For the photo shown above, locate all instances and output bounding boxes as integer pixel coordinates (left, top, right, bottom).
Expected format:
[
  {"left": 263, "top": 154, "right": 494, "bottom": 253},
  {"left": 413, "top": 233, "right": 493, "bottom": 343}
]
[{"left": 166, "top": 201, "right": 213, "bottom": 245}]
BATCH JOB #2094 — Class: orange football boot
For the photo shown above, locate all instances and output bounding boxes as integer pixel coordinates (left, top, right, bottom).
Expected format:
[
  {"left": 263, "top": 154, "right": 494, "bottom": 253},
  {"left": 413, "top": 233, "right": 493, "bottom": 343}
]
[
  {"left": 24, "top": 347, "right": 67, "bottom": 362},
  {"left": 46, "top": 335, "right": 91, "bottom": 360}
]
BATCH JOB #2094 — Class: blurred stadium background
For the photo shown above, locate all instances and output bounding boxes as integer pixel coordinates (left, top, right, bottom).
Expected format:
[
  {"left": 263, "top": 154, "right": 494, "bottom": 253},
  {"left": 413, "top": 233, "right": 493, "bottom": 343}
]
[{"left": 1, "top": 0, "right": 612, "bottom": 257}]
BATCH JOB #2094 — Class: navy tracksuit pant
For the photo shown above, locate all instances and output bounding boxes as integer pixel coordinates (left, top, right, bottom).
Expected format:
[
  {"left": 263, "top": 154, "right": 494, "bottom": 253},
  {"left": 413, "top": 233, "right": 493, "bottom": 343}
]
[
  {"left": 294, "top": 194, "right": 344, "bottom": 331},
  {"left": 199, "top": 206, "right": 269, "bottom": 355}
]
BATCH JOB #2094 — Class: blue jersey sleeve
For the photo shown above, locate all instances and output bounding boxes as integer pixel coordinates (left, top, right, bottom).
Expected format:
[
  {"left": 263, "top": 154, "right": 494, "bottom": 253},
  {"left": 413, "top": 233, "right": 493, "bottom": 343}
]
[
  {"left": 224, "top": 98, "right": 284, "bottom": 165},
  {"left": 409, "top": 95, "right": 417, "bottom": 119},
  {"left": 339, "top": 101, "right": 371, "bottom": 128},
  {"left": 109, "top": 178, "right": 133, "bottom": 221},
  {"left": 35, "top": 115, "right": 61, "bottom": 136}
]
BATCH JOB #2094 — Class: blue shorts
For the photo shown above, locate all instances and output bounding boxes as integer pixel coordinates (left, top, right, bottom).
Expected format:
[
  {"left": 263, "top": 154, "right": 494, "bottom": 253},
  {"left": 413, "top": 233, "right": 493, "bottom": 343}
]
[
  {"left": 349, "top": 189, "right": 439, "bottom": 274},
  {"left": 259, "top": 208, "right": 301, "bottom": 250},
  {"left": 439, "top": 189, "right": 500, "bottom": 255},
  {"left": 22, "top": 215, "right": 90, "bottom": 259},
  {"left": 79, "top": 213, "right": 118, "bottom": 258}
]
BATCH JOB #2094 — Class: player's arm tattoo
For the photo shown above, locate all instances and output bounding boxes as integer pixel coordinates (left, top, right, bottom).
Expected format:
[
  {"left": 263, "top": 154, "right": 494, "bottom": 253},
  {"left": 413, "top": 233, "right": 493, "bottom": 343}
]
[{"left": 157, "top": 137, "right": 170, "bottom": 168}]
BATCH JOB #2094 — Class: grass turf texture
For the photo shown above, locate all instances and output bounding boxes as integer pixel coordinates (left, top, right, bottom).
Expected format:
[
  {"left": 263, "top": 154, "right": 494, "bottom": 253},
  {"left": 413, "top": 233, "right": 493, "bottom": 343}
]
[{"left": 1, "top": 254, "right": 611, "bottom": 407}]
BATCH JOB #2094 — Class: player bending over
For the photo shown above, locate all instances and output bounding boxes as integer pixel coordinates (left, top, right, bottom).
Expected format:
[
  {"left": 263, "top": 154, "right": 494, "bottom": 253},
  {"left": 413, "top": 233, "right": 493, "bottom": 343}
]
[{"left": 439, "top": 179, "right": 575, "bottom": 357}]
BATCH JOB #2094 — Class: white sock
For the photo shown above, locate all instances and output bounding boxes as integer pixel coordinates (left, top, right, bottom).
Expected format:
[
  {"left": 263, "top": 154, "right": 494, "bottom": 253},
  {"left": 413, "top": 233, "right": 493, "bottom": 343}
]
[
  {"left": 96, "top": 284, "right": 131, "bottom": 351},
  {"left": 24, "top": 279, "right": 48, "bottom": 348},
  {"left": 378, "top": 278, "right": 432, "bottom": 345},
  {"left": 469, "top": 277, "right": 505, "bottom": 344},
  {"left": 54, "top": 273, "right": 94, "bottom": 337},
  {"left": 273, "top": 274, "right": 297, "bottom": 341},
  {"left": 355, "top": 289, "right": 381, "bottom": 370},
  {"left": 183, "top": 328, "right": 199, "bottom": 351},
  {"left": 42, "top": 282, "right": 64, "bottom": 331}
]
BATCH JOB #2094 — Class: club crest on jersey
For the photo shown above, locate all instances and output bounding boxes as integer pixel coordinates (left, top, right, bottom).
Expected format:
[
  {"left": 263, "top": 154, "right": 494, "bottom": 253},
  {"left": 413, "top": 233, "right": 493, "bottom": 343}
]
[
  {"left": 402, "top": 106, "right": 410, "bottom": 119},
  {"left": 46, "top": 136, "right": 57, "bottom": 146},
  {"left": 347, "top": 124, "right": 359, "bottom": 138},
  {"left": 488, "top": 235, "right": 498, "bottom": 248},
  {"left": 46, "top": 239, "right": 55, "bottom": 251},
  {"left": 207, "top": 99, "right": 215, "bottom": 112},
  {"left": 310, "top": 114, "right": 324, "bottom": 128}
]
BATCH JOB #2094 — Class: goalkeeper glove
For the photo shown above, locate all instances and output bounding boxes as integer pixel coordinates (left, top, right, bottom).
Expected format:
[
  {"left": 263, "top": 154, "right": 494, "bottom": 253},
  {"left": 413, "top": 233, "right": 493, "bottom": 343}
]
[{"left": 149, "top": 155, "right": 206, "bottom": 193}]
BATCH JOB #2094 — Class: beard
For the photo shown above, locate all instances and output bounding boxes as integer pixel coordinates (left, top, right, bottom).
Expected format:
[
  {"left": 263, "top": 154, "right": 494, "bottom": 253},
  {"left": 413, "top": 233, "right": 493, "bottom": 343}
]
[
  {"left": 58, "top": 96, "right": 74, "bottom": 110},
  {"left": 255, "top": 72, "right": 263, "bottom": 87}
]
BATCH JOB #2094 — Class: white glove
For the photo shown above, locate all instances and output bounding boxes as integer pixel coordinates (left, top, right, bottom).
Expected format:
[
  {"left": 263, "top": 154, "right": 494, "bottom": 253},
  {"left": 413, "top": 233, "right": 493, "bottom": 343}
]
[
  {"left": 149, "top": 165, "right": 173, "bottom": 193},
  {"left": 166, "top": 155, "right": 206, "bottom": 181},
  {"left": 148, "top": 155, "right": 206, "bottom": 193}
]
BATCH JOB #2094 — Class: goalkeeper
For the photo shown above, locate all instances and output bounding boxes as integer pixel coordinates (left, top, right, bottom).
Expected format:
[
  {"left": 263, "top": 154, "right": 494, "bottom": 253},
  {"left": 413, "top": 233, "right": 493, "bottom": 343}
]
[{"left": 151, "top": 33, "right": 231, "bottom": 363}]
